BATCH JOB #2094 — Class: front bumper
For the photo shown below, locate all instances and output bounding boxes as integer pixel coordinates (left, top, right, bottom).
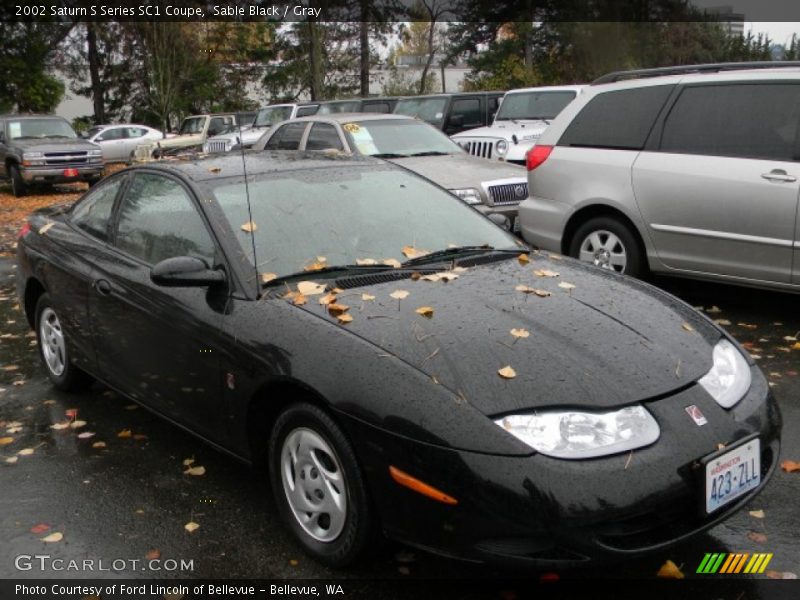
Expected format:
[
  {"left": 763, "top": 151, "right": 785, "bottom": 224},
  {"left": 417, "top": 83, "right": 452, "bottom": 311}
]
[
  {"left": 21, "top": 164, "right": 103, "bottom": 184},
  {"left": 339, "top": 368, "right": 780, "bottom": 567}
]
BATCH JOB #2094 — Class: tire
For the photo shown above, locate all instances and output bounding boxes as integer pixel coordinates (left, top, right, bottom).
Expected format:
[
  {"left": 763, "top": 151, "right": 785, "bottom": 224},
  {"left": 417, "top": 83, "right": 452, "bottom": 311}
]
[
  {"left": 569, "top": 216, "right": 646, "bottom": 278},
  {"left": 35, "top": 293, "right": 93, "bottom": 392},
  {"left": 268, "top": 402, "right": 373, "bottom": 567},
  {"left": 9, "top": 164, "right": 27, "bottom": 197}
]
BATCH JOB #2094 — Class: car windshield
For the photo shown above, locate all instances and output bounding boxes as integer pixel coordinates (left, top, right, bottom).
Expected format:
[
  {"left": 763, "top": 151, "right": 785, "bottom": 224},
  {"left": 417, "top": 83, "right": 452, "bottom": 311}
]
[
  {"left": 393, "top": 97, "right": 448, "bottom": 127},
  {"left": 254, "top": 106, "right": 293, "bottom": 127},
  {"left": 495, "top": 91, "right": 577, "bottom": 121},
  {"left": 178, "top": 116, "right": 206, "bottom": 135},
  {"left": 7, "top": 118, "right": 77, "bottom": 140},
  {"left": 343, "top": 119, "right": 463, "bottom": 157},
  {"left": 209, "top": 164, "right": 520, "bottom": 278}
]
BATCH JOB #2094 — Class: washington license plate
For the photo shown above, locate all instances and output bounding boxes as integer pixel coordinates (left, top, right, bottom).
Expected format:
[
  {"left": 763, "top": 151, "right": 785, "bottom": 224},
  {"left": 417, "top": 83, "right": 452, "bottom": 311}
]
[{"left": 705, "top": 438, "right": 760, "bottom": 514}]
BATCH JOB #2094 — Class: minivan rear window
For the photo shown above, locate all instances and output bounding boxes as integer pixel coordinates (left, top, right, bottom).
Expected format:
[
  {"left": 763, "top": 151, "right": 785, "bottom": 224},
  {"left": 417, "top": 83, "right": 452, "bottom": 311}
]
[{"left": 559, "top": 85, "right": 674, "bottom": 150}]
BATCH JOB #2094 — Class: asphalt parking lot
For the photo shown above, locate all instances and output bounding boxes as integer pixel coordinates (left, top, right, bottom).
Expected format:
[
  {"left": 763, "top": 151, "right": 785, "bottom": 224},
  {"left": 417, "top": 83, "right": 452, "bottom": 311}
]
[{"left": 0, "top": 248, "right": 798, "bottom": 597}]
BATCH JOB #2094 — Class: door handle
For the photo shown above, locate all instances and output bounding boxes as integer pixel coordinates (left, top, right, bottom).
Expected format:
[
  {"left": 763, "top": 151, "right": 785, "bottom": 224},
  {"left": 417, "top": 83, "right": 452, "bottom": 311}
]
[
  {"left": 761, "top": 169, "right": 797, "bottom": 183},
  {"left": 93, "top": 279, "right": 112, "bottom": 295}
]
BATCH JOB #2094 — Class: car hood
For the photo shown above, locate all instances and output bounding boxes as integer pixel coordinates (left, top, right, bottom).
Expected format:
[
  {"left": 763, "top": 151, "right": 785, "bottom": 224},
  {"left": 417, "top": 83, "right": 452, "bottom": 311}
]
[
  {"left": 293, "top": 254, "right": 719, "bottom": 416},
  {"left": 388, "top": 153, "right": 526, "bottom": 189},
  {"left": 451, "top": 120, "right": 549, "bottom": 140},
  {"left": 13, "top": 138, "right": 100, "bottom": 152}
]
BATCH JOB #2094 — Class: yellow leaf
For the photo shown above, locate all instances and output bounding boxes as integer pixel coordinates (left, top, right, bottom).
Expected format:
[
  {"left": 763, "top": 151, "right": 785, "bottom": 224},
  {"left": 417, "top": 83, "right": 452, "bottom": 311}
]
[
  {"left": 383, "top": 258, "right": 401, "bottom": 268},
  {"left": 558, "top": 282, "right": 576, "bottom": 290},
  {"left": 517, "top": 253, "right": 530, "bottom": 265},
  {"left": 297, "top": 281, "right": 325, "bottom": 296},
  {"left": 304, "top": 261, "right": 326, "bottom": 272},
  {"left": 70, "top": 420, "right": 87, "bottom": 429},
  {"left": 0, "top": 437, "right": 14, "bottom": 445},
  {"left": 402, "top": 245, "right": 429, "bottom": 259},
  {"left": 289, "top": 559, "right": 299, "bottom": 566},
  {"left": 510, "top": 328, "right": 530, "bottom": 339},
  {"left": 390, "top": 290, "right": 410, "bottom": 300},
  {"left": 682, "top": 322, "right": 695, "bottom": 332},
  {"left": 356, "top": 258, "right": 377, "bottom": 265},
  {"left": 415, "top": 306, "right": 434, "bottom": 319},
  {"left": 319, "top": 293, "right": 338, "bottom": 306},
  {"left": 207, "top": 166, "right": 221, "bottom": 174},
  {"left": 117, "top": 429, "right": 132, "bottom": 438},
  {"left": 17, "top": 448, "right": 34, "bottom": 456},
  {"left": 240, "top": 221, "right": 257, "bottom": 233},
  {"left": 749, "top": 509, "right": 765, "bottom": 519},
  {"left": 792, "top": 342, "right": 800, "bottom": 350},
  {"left": 327, "top": 303, "right": 350, "bottom": 316},
  {"left": 41, "top": 532, "right": 63, "bottom": 543},
  {"left": 261, "top": 272, "right": 277, "bottom": 283},
  {"left": 337, "top": 313, "right": 353, "bottom": 324},
  {"left": 183, "top": 457, "right": 194, "bottom": 466},
  {"left": 39, "top": 222, "right": 55, "bottom": 235},
  {"left": 498, "top": 366, "right": 517, "bottom": 379},
  {"left": 534, "top": 269, "right": 559, "bottom": 277},
  {"left": 361, "top": 293, "right": 375, "bottom": 301},
  {"left": 92, "top": 441, "right": 107, "bottom": 449},
  {"left": 5, "top": 456, "right": 18, "bottom": 464},
  {"left": 184, "top": 465, "right": 206, "bottom": 476},
  {"left": 184, "top": 521, "right": 200, "bottom": 533},
  {"left": 656, "top": 560, "right": 684, "bottom": 579},
  {"left": 781, "top": 459, "right": 800, "bottom": 472},
  {"left": 515, "top": 284, "right": 533, "bottom": 293},
  {"left": 292, "top": 293, "right": 307, "bottom": 306}
]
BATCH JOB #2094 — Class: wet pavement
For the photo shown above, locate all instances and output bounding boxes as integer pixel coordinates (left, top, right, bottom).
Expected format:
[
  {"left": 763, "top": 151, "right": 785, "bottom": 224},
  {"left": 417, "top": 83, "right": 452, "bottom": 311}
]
[{"left": 1, "top": 256, "right": 798, "bottom": 596}]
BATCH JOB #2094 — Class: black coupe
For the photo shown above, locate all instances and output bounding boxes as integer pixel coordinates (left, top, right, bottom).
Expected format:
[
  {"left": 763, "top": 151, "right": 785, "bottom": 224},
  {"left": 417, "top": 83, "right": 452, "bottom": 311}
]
[{"left": 16, "top": 152, "right": 780, "bottom": 567}]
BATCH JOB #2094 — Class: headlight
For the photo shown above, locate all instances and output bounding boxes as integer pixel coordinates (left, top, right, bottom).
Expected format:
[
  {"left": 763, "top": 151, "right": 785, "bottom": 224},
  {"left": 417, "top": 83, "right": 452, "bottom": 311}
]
[
  {"left": 88, "top": 149, "right": 103, "bottom": 157},
  {"left": 22, "top": 151, "right": 45, "bottom": 166},
  {"left": 450, "top": 188, "right": 482, "bottom": 205},
  {"left": 494, "top": 406, "right": 660, "bottom": 459},
  {"left": 698, "top": 339, "right": 751, "bottom": 408},
  {"left": 496, "top": 140, "right": 508, "bottom": 155},
  {"left": 23, "top": 151, "right": 43, "bottom": 159}
]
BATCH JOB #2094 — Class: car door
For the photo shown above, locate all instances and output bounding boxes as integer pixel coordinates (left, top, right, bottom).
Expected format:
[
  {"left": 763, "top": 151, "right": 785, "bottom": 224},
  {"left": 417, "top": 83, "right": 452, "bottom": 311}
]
[
  {"left": 94, "top": 127, "right": 127, "bottom": 161},
  {"left": 632, "top": 82, "right": 800, "bottom": 284},
  {"left": 88, "top": 171, "right": 229, "bottom": 440}
]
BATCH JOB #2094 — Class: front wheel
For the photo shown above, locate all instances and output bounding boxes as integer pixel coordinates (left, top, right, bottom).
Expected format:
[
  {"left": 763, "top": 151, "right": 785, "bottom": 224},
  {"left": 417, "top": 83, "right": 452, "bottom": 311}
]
[
  {"left": 9, "top": 164, "right": 27, "bottom": 197},
  {"left": 35, "top": 294, "right": 93, "bottom": 391},
  {"left": 268, "top": 403, "right": 373, "bottom": 567},
  {"left": 569, "top": 216, "right": 646, "bottom": 278}
]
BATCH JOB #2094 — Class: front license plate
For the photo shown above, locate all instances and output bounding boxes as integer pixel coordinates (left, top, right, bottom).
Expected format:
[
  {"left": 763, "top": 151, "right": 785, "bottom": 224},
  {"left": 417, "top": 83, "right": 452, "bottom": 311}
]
[{"left": 705, "top": 438, "right": 760, "bottom": 514}]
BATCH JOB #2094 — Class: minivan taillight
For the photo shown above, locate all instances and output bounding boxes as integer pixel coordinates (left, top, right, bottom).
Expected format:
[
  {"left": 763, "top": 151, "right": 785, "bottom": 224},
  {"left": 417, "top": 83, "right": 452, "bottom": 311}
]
[{"left": 526, "top": 145, "right": 553, "bottom": 171}]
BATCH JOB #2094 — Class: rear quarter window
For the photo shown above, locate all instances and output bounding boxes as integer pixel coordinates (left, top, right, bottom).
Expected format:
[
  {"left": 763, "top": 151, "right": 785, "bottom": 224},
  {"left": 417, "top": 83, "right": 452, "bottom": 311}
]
[{"left": 559, "top": 85, "right": 674, "bottom": 150}]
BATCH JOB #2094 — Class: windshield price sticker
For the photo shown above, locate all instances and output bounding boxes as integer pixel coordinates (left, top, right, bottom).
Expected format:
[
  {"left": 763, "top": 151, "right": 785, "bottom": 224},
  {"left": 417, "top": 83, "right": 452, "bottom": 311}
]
[{"left": 705, "top": 438, "right": 760, "bottom": 514}]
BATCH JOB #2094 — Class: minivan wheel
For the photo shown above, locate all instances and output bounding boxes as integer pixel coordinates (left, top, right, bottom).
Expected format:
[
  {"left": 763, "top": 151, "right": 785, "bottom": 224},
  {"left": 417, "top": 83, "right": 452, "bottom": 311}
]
[
  {"left": 9, "top": 164, "right": 27, "bottom": 197},
  {"left": 35, "top": 294, "right": 93, "bottom": 391},
  {"left": 268, "top": 403, "right": 373, "bottom": 567},
  {"left": 569, "top": 217, "right": 645, "bottom": 278}
]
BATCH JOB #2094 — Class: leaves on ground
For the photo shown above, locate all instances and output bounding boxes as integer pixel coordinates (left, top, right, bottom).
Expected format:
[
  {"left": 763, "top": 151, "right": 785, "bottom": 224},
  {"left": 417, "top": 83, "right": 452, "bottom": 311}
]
[
  {"left": 50, "top": 422, "right": 70, "bottom": 430},
  {"left": 117, "top": 429, "right": 132, "bottom": 439},
  {"left": 240, "top": 221, "right": 257, "bottom": 233},
  {"left": 77, "top": 432, "right": 95, "bottom": 439},
  {"left": 184, "top": 465, "right": 206, "bottom": 476},
  {"left": 17, "top": 448, "right": 34, "bottom": 456},
  {"left": 498, "top": 366, "right": 517, "bottom": 379},
  {"left": 69, "top": 420, "right": 87, "bottom": 429},
  {"left": 749, "top": 509, "right": 765, "bottom": 519},
  {"left": 92, "top": 441, "right": 107, "bottom": 449},
  {"left": 656, "top": 560, "right": 684, "bottom": 579},
  {"left": 780, "top": 459, "right": 800, "bottom": 473}
]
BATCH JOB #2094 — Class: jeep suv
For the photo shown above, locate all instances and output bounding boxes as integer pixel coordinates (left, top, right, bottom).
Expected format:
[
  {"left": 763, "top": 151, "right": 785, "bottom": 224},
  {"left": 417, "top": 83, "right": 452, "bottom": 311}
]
[
  {"left": 517, "top": 62, "right": 800, "bottom": 291},
  {"left": 393, "top": 92, "right": 504, "bottom": 135},
  {"left": 0, "top": 115, "right": 104, "bottom": 196}
]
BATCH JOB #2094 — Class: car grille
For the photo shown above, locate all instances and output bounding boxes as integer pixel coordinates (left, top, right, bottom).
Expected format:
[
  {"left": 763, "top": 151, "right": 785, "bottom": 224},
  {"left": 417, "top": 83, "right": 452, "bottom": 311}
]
[
  {"left": 458, "top": 140, "right": 495, "bottom": 159},
  {"left": 206, "top": 140, "right": 231, "bottom": 153},
  {"left": 488, "top": 182, "right": 528, "bottom": 205},
  {"left": 44, "top": 152, "right": 88, "bottom": 166}
]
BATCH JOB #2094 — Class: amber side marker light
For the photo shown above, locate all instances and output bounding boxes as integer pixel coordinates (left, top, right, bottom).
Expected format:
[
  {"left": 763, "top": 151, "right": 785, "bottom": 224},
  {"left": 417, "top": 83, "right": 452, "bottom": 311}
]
[{"left": 389, "top": 466, "right": 458, "bottom": 505}]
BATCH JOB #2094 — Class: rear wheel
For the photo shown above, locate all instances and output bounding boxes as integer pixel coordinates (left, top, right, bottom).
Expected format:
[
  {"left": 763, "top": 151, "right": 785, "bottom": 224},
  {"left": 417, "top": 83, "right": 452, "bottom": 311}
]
[
  {"left": 569, "top": 216, "right": 645, "bottom": 278},
  {"left": 268, "top": 403, "right": 373, "bottom": 567},
  {"left": 9, "top": 164, "right": 27, "bottom": 197},
  {"left": 35, "top": 294, "right": 93, "bottom": 391}
]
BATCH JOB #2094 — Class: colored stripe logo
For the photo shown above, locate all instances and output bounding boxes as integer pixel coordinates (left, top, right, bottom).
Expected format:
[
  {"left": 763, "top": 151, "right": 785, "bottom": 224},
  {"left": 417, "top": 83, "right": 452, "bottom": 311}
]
[{"left": 697, "top": 553, "right": 773, "bottom": 574}]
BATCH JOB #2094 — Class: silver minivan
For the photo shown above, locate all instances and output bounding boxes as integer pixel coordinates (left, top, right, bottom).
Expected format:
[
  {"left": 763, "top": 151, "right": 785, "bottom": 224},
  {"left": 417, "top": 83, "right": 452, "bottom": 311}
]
[{"left": 518, "top": 63, "right": 800, "bottom": 291}]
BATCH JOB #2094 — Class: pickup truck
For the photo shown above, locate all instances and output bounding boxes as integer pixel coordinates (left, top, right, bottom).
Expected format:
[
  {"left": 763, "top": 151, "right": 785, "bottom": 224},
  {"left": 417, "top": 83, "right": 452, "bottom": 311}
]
[
  {"left": 392, "top": 92, "right": 505, "bottom": 136},
  {"left": 0, "top": 114, "right": 104, "bottom": 197},
  {"left": 143, "top": 113, "right": 238, "bottom": 158}
]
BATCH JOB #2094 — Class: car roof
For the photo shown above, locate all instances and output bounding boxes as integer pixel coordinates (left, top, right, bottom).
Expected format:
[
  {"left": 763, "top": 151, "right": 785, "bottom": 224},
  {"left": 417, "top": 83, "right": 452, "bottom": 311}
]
[
  {"left": 290, "top": 113, "right": 416, "bottom": 124},
  {"left": 0, "top": 114, "right": 66, "bottom": 120},
  {"left": 591, "top": 64, "right": 800, "bottom": 92},
  {"left": 130, "top": 151, "right": 384, "bottom": 183},
  {"left": 395, "top": 92, "right": 504, "bottom": 100},
  {"left": 504, "top": 85, "right": 585, "bottom": 94}
]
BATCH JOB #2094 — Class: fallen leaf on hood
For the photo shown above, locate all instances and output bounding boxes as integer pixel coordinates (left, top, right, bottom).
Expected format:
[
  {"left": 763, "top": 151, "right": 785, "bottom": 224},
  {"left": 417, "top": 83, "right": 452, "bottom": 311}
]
[
  {"left": 41, "top": 532, "right": 63, "bottom": 543},
  {"left": 765, "top": 571, "right": 798, "bottom": 579},
  {"left": 361, "top": 293, "right": 375, "bottom": 301},
  {"left": 183, "top": 457, "right": 194, "bottom": 466},
  {"left": 706, "top": 306, "right": 722, "bottom": 314},
  {"left": 39, "top": 222, "right": 55, "bottom": 235},
  {"left": 240, "top": 221, "right": 257, "bottom": 233},
  {"left": 318, "top": 293, "right": 337, "bottom": 306},
  {"left": 781, "top": 459, "right": 800, "bottom": 472},
  {"left": 510, "top": 328, "right": 530, "bottom": 339},
  {"left": 30, "top": 523, "right": 50, "bottom": 534},
  {"left": 145, "top": 549, "right": 161, "bottom": 560},
  {"left": 498, "top": 366, "right": 517, "bottom": 379},
  {"left": 337, "top": 313, "right": 353, "bottom": 324},
  {"left": 514, "top": 285, "right": 550, "bottom": 297},
  {"left": 415, "top": 306, "right": 434, "bottom": 319},
  {"left": 5, "top": 456, "right": 18, "bottom": 464},
  {"left": 517, "top": 253, "right": 530, "bottom": 265},
  {"left": 327, "top": 303, "right": 350, "bottom": 316},
  {"left": 748, "top": 509, "right": 765, "bottom": 519},
  {"left": 184, "top": 465, "right": 206, "bottom": 476},
  {"left": 558, "top": 281, "right": 576, "bottom": 290},
  {"left": 50, "top": 422, "right": 70, "bottom": 430},
  {"left": 296, "top": 281, "right": 325, "bottom": 296},
  {"left": 356, "top": 258, "right": 377, "bottom": 266},
  {"left": 534, "top": 269, "right": 559, "bottom": 277},
  {"left": 548, "top": 253, "right": 563, "bottom": 260},
  {"left": 390, "top": 290, "right": 409, "bottom": 300},
  {"left": 747, "top": 531, "right": 767, "bottom": 544},
  {"left": 402, "top": 245, "right": 429, "bottom": 259},
  {"left": 261, "top": 272, "right": 277, "bottom": 283},
  {"left": 715, "top": 319, "right": 732, "bottom": 326},
  {"left": 12, "top": 381, "right": 25, "bottom": 387},
  {"left": 289, "top": 559, "right": 299, "bottom": 566},
  {"left": 69, "top": 420, "right": 87, "bottom": 429},
  {"left": 792, "top": 342, "right": 800, "bottom": 350},
  {"left": 681, "top": 322, "right": 695, "bottom": 332},
  {"left": 184, "top": 521, "right": 200, "bottom": 533},
  {"left": 0, "top": 437, "right": 14, "bottom": 445},
  {"left": 117, "top": 429, "right": 132, "bottom": 439},
  {"left": 783, "top": 335, "right": 798, "bottom": 342},
  {"left": 383, "top": 258, "right": 401, "bottom": 268},
  {"left": 738, "top": 323, "right": 758, "bottom": 329},
  {"left": 304, "top": 260, "right": 326, "bottom": 272},
  {"left": 656, "top": 560, "right": 684, "bottom": 579},
  {"left": 17, "top": 448, "right": 34, "bottom": 456},
  {"left": 2, "top": 365, "right": 19, "bottom": 371},
  {"left": 133, "top": 434, "right": 147, "bottom": 441},
  {"left": 92, "top": 441, "right": 106, "bottom": 449},
  {"left": 77, "top": 432, "right": 95, "bottom": 439},
  {"left": 207, "top": 166, "right": 221, "bottom": 174}
]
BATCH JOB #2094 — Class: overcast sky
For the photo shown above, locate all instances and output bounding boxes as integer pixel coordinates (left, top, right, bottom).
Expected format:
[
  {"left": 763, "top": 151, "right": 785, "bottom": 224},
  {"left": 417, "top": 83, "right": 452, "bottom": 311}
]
[{"left": 747, "top": 22, "right": 800, "bottom": 45}]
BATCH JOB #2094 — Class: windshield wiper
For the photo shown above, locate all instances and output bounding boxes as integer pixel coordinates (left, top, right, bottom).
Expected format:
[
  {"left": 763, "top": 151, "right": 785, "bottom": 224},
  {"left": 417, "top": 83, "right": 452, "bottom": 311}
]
[
  {"left": 409, "top": 151, "right": 450, "bottom": 157},
  {"left": 402, "top": 246, "right": 525, "bottom": 266},
  {"left": 262, "top": 264, "right": 398, "bottom": 288},
  {"left": 371, "top": 152, "right": 408, "bottom": 159}
]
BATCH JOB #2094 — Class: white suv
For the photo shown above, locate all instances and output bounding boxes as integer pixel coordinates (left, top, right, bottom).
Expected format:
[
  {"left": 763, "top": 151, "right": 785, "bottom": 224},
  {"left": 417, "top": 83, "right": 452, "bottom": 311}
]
[
  {"left": 451, "top": 85, "right": 583, "bottom": 164},
  {"left": 518, "top": 62, "right": 800, "bottom": 291}
]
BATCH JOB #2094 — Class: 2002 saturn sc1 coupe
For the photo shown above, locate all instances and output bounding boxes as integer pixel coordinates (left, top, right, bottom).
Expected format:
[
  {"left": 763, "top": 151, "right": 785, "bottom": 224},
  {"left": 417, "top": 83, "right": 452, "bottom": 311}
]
[{"left": 16, "top": 152, "right": 780, "bottom": 568}]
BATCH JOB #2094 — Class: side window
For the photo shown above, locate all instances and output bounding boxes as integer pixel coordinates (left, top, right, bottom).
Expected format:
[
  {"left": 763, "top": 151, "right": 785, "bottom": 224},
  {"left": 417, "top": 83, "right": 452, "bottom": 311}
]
[
  {"left": 305, "top": 123, "right": 344, "bottom": 151},
  {"left": 660, "top": 84, "right": 800, "bottom": 161},
  {"left": 488, "top": 96, "right": 501, "bottom": 120},
  {"left": 296, "top": 105, "right": 319, "bottom": 117},
  {"left": 362, "top": 101, "right": 389, "bottom": 113},
  {"left": 126, "top": 127, "right": 146, "bottom": 138},
  {"left": 275, "top": 122, "right": 307, "bottom": 150},
  {"left": 450, "top": 98, "right": 482, "bottom": 128},
  {"left": 208, "top": 117, "right": 227, "bottom": 136},
  {"left": 559, "top": 85, "right": 675, "bottom": 150},
  {"left": 115, "top": 173, "right": 215, "bottom": 266},
  {"left": 96, "top": 128, "right": 124, "bottom": 142},
  {"left": 71, "top": 177, "right": 125, "bottom": 241}
]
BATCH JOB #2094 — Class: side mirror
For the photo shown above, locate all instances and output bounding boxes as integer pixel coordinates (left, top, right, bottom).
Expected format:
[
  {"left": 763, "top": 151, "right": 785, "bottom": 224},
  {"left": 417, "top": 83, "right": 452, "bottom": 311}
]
[
  {"left": 487, "top": 213, "right": 511, "bottom": 231},
  {"left": 150, "top": 256, "right": 225, "bottom": 287}
]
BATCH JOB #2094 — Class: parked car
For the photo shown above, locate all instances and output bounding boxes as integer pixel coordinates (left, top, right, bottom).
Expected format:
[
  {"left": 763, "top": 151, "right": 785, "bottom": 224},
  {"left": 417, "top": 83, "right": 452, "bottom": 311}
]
[
  {"left": 518, "top": 62, "right": 800, "bottom": 291},
  {"left": 0, "top": 114, "right": 104, "bottom": 196},
  {"left": 393, "top": 92, "right": 505, "bottom": 135},
  {"left": 317, "top": 97, "right": 400, "bottom": 115},
  {"left": 16, "top": 152, "right": 779, "bottom": 567},
  {"left": 203, "top": 103, "right": 319, "bottom": 154},
  {"left": 83, "top": 124, "right": 163, "bottom": 163},
  {"left": 252, "top": 114, "right": 529, "bottom": 228},
  {"left": 144, "top": 113, "right": 238, "bottom": 158},
  {"left": 451, "top": 85, "right": 583, "bottom": 164}
]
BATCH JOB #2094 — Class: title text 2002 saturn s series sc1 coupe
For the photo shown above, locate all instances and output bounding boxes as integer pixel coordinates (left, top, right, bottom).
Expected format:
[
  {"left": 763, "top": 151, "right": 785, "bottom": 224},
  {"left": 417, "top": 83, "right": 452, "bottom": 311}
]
[{"left": 16, "top": 152, "right": 780, "bottom": 567}]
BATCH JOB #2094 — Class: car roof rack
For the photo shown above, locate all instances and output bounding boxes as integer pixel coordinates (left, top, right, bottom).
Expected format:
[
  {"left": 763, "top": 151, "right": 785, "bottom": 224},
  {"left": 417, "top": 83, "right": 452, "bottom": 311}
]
[{"left": 591, "top": 61, "right": 800, "bottom": 85}]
